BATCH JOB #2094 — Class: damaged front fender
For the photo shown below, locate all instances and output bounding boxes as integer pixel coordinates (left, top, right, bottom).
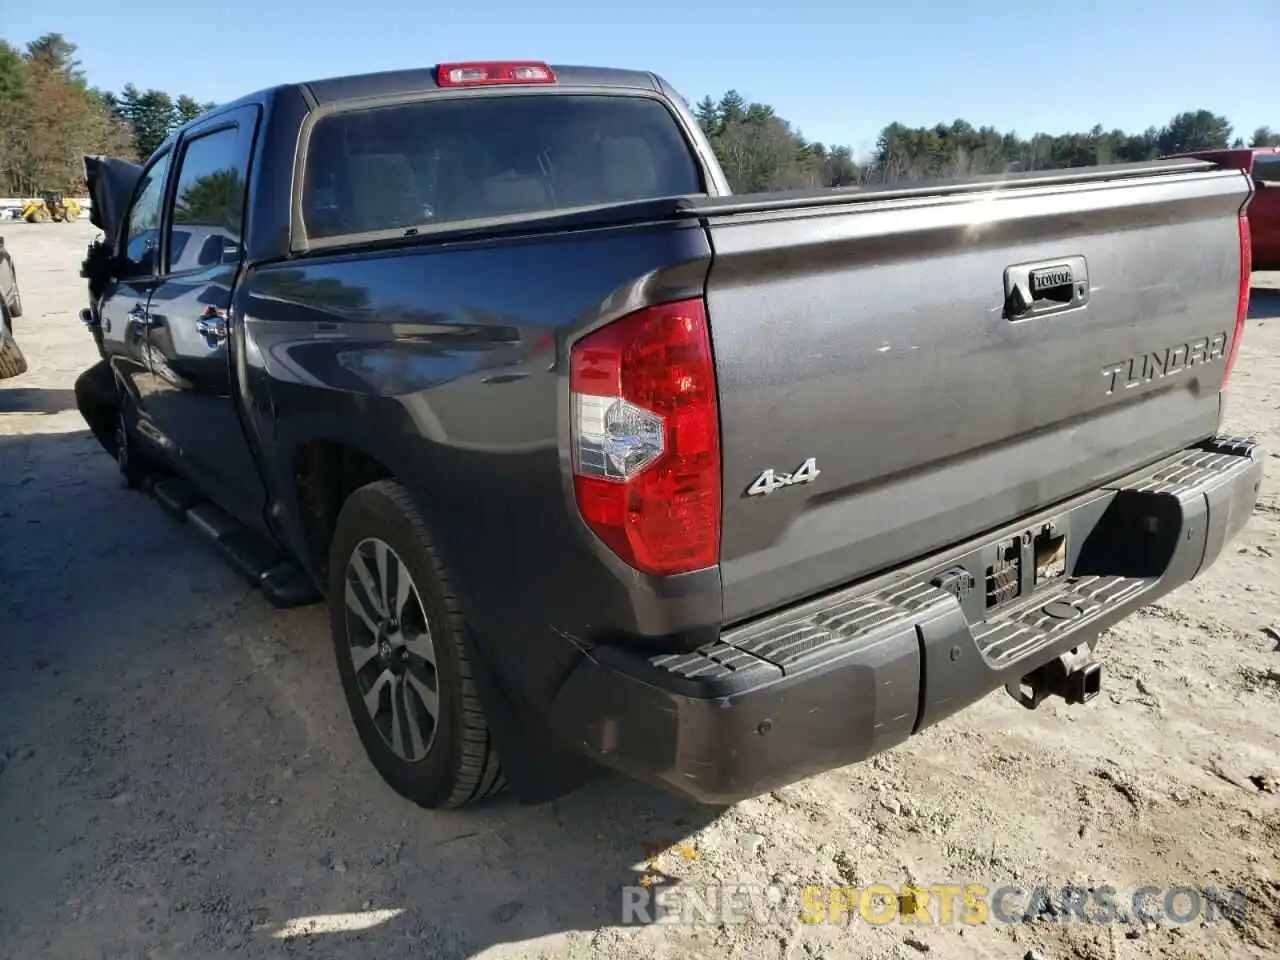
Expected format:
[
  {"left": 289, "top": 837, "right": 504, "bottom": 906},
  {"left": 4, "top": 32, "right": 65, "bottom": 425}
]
[{"left": 82, "top": 154, "right": 142, "bottom": 241}]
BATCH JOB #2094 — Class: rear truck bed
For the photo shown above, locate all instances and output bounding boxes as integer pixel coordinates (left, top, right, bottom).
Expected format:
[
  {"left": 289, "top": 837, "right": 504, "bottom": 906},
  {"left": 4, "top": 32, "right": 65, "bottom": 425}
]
[
  {"left": 704, "top": 159, "right": 1253, "bottom": 624},
  {"left": 551, "top": 159, "right": 1262, "bottom": 803}
]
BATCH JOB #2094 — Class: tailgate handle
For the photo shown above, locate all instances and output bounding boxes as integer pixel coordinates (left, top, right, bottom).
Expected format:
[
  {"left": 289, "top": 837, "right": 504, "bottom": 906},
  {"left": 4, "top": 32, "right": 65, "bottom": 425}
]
[{"left": 1004, "top": 256, "right": 1089, "bottom": 321}]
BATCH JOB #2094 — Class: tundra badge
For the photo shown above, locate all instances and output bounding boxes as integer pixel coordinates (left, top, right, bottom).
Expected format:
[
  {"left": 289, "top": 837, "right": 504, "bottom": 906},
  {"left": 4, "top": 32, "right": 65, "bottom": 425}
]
[
  {"left": 746, "top": 458, "right": 821, "bottom": 497},
  {"left": 1101, "top": 331, "right": 1228, "bottom": 395}
]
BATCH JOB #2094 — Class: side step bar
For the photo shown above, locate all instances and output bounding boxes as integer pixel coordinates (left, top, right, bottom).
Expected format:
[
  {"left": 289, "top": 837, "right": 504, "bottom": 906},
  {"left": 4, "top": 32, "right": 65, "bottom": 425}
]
[{"left": 139, "top": 473, "right": 319, "bottom": 609}]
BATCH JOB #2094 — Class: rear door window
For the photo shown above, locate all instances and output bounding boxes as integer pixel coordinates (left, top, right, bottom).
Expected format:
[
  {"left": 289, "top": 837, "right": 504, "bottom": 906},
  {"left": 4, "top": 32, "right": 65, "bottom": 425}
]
[
  {"left": 119, "top": 152, "right": 173, "bottom": 277},
  {"left": 301, "top": 94, "right": 704, "bottom": 240}
]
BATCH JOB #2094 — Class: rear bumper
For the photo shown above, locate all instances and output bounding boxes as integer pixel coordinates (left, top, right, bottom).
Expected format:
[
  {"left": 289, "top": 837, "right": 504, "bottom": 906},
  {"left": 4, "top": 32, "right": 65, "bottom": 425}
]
[{"left": 548, "top": 435, "right": 1265, "bottom": 804}]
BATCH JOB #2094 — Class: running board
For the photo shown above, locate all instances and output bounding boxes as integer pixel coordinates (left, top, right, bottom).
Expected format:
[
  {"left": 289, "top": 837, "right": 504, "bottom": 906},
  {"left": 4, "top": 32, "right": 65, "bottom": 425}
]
[{"left": 143, "top": 474, "right": 319, "bottom": 609}]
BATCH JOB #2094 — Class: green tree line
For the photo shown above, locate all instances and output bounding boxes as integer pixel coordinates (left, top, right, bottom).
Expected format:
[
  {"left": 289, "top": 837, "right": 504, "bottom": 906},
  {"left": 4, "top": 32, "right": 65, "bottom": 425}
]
[
  {"left": 2, "top": 31, "right": 1276, "bottom": 197},
  {"left": 693, "top": 91, "right": 1277, "bottom": 191},
  {"left": 0, "top": 33, "right": 215, "bottom": 195}
]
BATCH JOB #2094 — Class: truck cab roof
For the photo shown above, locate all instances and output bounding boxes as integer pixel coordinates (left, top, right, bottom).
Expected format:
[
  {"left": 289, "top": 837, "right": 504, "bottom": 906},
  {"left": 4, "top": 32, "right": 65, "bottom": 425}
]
[
  {"left": 178, "top": 62, "right": 667, "bottom": 127},
  {"left": 151, "top": 63, "right": 684, "bottom": 179},
  {"left": 302, "top": 63, "right": 664, "bottom": 104},
  {"left": 1166, "top": 145, "right": 1280, "bottom": 169}
]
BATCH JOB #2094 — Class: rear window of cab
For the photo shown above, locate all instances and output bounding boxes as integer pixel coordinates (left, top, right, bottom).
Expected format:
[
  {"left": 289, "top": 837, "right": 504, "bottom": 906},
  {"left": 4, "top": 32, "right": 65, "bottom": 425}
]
[{"left": 300, "top": 94, "right": 705, "bottom": 241}]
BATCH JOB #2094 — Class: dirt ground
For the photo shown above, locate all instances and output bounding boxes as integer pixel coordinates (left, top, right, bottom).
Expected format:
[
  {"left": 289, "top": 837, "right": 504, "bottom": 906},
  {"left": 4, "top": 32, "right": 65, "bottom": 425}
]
[{"left": 1, "top": 220, "right": 1277, "bottom": 960}]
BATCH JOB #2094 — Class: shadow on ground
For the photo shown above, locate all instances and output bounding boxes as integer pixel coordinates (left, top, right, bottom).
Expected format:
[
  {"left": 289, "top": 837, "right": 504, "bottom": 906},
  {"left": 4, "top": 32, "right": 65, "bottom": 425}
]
[
  {"left": 1249, "top": 286, "right": 1280, "bottom": 321},
  {"left": 0, "top": 386, "right": 79, "bottom": 414},
  {"left": 0, "top": 429, "right": 724, "bottom": 959}
]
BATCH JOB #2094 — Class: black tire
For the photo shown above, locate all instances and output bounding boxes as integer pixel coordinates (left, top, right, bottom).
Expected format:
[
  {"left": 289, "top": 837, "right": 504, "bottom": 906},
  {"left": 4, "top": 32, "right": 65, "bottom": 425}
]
[
  {"left": 0, "top": 300, "right": 26, "bottom": 381},
  {"left": 0, "top": 263, "right": 18, "bottom": 319},
  {"left": 328, "top": 479, "right": 504, "bottom": 809},
  {"left": 73, "top": 362, "right": 120, "bottom": 457}
]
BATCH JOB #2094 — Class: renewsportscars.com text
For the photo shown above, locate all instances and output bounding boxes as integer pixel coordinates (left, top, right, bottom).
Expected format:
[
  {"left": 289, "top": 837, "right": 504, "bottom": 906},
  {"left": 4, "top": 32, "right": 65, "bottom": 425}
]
[{"left": 620, "top": 883, "right": 1249, "bottom": 927}]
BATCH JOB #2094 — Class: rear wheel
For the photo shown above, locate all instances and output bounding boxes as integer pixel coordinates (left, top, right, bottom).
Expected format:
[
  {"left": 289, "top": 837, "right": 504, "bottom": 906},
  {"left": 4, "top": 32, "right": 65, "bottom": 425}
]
[
  {"left": 328, "top": 479, "right": 504, "bottom": 808},
  {"left": 0, "top": 301, "right": 26, "bottom": 381}
]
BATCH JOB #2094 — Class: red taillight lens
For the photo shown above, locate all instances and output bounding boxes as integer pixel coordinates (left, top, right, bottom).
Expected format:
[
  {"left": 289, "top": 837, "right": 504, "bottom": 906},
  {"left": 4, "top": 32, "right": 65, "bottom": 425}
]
[
  {"left": 1223, "top": 209, "right": 1251, "bottom": 388},
  {"left": 570, "top": 298, "right": 721, "bottom": 576},
  {"left": 436, "top": 61, "right": 556, "bottom": 87}
]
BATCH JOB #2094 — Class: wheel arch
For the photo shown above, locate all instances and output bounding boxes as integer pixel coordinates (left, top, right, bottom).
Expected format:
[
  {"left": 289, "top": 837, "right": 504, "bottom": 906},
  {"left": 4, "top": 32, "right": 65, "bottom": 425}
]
[
  {"left": 72, "top": 359, "right": 125, "bottom": 456},
  {"left": 289, "top": 437, "right": 396, "bottom": 587}
]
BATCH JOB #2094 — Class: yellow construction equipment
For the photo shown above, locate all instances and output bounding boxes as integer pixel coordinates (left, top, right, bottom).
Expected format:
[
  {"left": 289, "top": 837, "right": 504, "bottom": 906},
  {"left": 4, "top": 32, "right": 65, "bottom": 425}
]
[
  {"left": 20, "top": 192, "right": 83, "bottom": 223},
  {"left": 19, "top": 198, "right": 49, "bottom": 222}
]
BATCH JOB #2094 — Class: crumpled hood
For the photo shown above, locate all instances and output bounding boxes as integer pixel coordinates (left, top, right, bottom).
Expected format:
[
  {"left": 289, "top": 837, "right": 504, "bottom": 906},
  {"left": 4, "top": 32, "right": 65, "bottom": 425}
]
[{"left": 83, "top": 155, "right": 143, "bottom": 241}]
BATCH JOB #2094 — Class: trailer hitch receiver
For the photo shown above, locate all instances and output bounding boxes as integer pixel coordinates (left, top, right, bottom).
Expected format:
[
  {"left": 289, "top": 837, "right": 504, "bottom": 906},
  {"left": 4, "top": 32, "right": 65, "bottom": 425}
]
[{"left": 1006, "top": 644, "right": 1102, "bottom": 710}]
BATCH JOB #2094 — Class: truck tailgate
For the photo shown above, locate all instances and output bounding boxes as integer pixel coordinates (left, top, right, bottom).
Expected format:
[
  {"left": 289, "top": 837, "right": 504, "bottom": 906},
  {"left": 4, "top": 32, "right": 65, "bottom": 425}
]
[{"left": 702, "top": 162, "right": 1251, "bottom": 624}]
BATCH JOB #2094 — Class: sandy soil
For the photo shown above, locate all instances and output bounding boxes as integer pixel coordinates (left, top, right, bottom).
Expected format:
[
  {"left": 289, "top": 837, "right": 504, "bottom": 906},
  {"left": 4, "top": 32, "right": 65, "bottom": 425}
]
[{"left": 1, "top": 220, "right": 1278, "bottom": 960}]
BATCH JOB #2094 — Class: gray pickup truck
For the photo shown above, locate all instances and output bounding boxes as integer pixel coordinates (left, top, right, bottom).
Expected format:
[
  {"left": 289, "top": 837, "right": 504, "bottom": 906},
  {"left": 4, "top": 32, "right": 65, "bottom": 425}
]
[{"left": 73, "top": 60, "right": 1263, "bottom": 810}]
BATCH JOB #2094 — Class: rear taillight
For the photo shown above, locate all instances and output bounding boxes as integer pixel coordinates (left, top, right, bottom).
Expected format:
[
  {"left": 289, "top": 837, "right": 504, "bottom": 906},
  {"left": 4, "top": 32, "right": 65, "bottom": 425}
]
[
  {"left": 570, "top": 298, "right": 721, "bottom": 576},
  {"left": 1223, "top": 209, "right": 1251, "bottom": 388}
]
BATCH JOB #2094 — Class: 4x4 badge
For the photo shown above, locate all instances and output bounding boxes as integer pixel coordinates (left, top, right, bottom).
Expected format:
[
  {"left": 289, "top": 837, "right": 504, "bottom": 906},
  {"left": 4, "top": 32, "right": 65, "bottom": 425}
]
[{"left": 745, "top": 458, "right": 820, "bottom": 497}]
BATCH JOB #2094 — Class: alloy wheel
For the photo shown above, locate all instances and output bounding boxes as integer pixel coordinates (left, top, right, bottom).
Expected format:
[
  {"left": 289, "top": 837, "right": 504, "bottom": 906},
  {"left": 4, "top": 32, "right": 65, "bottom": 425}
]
[{"left": 343, "top": 537, "right": 440, "bottom": 762}]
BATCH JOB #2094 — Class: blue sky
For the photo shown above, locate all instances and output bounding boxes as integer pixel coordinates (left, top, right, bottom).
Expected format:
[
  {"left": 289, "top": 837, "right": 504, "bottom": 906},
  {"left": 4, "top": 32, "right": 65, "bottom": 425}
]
[{"left": 5, "top": 0, "right": 1276, "bottom": 160}]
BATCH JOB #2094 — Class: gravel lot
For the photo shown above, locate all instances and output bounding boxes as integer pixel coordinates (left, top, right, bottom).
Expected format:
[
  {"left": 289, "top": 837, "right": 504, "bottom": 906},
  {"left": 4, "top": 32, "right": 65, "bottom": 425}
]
[{"left": 1, "top": 220, "right": 1278, "bottom": 960}]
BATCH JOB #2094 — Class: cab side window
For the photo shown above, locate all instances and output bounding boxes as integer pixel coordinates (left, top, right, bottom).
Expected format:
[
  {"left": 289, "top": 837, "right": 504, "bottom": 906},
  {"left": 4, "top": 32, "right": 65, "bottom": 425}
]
[
  {"left": 166, "top": 126, "right": 249, "bottom": 273},
  {"left": 119, "top": 153, "right": 172, "bottom": 278}
]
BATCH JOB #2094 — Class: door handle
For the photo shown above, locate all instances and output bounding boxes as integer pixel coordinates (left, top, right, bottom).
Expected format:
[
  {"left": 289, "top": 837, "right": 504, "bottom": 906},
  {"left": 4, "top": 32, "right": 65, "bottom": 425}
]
[
  {"left": 1003, "top": 256, "right": 1090, "bottom": 321},
  {"left": 196, "top": 306, "right": 229, "bottom": 343}
]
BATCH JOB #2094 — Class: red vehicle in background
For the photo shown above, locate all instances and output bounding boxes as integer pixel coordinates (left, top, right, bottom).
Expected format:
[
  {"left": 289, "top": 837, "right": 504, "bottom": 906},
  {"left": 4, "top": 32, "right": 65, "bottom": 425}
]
[{"left": 1176, "top": 146, "right": 1280, "bottom": 270}]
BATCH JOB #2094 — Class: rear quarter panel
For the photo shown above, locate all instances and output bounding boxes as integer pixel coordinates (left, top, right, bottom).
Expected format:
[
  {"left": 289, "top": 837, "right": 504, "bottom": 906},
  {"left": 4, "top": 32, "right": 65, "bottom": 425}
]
[{"left": 239, "top": 222, "right": 718, "bottom": 706}]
